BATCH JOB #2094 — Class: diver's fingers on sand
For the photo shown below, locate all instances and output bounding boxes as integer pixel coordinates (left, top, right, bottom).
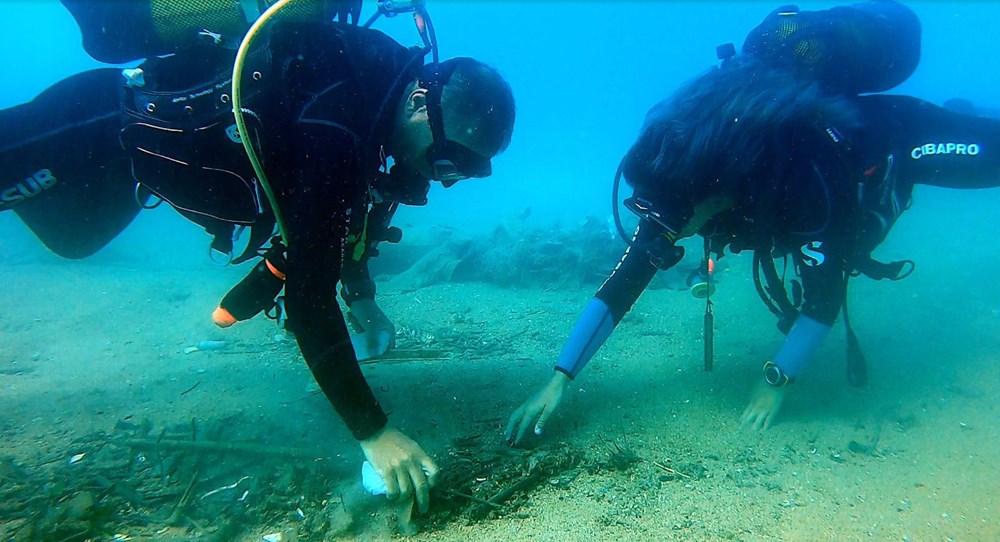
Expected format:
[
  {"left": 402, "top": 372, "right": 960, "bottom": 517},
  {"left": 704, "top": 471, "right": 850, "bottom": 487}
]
[
  {"left": 504, "top": 407, "right": 523, "bottom": 442},
  {"left": 422, "top": 457, "right": 440, "bottom": 488},
  {"left": 534, "top": 406, "right": 553, "bottom": 436},
  {"left": 515, "top": 416, "right": 533, "bottom": 444},
  {"left": 409, "top": 463, "right": 431, "bottom": 513},
  {"left": 741, "top": 408, "right": 764, "bottom": 431},
  {"left": 382, "top": 465, "right": 401, "bottom": 501},
  {"left": 514, "top": 407, "right": 540, "bottom": 444},
  {"left": 395, "top": 466, "right": 414, "bottom": 504},
  {"left": 752, "top": 412, "right": 769, "bottom": 431},
  {"left": 762, "top": 412, "right": 775, "bottom": 430}
]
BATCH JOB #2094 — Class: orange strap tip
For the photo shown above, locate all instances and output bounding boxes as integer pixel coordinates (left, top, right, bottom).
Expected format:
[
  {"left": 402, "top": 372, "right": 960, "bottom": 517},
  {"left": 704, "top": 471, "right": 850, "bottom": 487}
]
[{"left": 265, "top": 259, "right": 286, "bottom": 280}]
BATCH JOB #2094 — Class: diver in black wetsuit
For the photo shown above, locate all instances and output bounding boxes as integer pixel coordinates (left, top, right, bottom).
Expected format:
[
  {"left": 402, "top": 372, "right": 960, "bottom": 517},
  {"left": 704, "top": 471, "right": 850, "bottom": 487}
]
[
  {"left": 0, "top": 1, "right": 515, "bottom": 513},
  {"left": 506, "top": 0, "right": 1000, "bottom": 443}
]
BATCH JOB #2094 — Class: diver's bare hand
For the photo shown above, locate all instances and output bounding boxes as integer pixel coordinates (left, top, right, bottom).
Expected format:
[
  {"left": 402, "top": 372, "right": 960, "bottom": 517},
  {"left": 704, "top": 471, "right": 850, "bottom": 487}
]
[
  {"left": 741, "top": 378, "right": 786, "bottom": 430},
  {"left": 505, "top": 371, "right": 570, "bottom": 445},
  {"left": 359, "top": 427, "right": 439, "bottom": 513}
]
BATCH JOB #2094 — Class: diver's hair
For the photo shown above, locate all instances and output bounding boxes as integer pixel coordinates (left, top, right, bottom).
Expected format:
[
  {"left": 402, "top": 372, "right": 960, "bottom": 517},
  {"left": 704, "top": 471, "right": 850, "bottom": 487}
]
[
  {"left": 622, "top": 55, "right": 859, "bottom": 202},
  {"left": 441, "top": 57, "right": 516, "bottom": 156}
]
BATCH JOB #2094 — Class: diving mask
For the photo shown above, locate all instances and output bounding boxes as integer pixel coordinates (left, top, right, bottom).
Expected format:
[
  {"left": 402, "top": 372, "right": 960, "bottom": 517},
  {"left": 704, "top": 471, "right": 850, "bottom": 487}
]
[{"left": 419, "top": 61, "right": 491, "bottom": 186}]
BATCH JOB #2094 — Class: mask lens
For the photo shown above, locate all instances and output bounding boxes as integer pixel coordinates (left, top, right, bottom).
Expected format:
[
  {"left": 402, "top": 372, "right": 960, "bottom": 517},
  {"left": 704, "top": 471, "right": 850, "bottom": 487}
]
[
  {"left": 420, "top": 62, "right": 492, "bottom": 185},
  {"left": 431, "top": 159, "right": 468, "bottom": 186},
  {"left": 426, "top": 140, "right": 491, "bottom": 185}
]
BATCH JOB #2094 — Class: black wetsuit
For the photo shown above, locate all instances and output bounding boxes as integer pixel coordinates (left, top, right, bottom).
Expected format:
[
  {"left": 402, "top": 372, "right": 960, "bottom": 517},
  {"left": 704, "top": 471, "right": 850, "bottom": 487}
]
[
  {"left": 0, "top": 21, "right": 425, "bottom": 441},
  {"left": 254, "top": 22, "right": 425, "bottom": 440},
  {"left": 558, "top": 95, "right": 1000, "bottom": 379}
]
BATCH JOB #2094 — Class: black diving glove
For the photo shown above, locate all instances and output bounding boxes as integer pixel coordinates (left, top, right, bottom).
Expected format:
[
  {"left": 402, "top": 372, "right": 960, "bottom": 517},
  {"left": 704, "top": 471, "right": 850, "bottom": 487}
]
[{"left": 212, "top": 241, "right": 286, "bottom": 327}]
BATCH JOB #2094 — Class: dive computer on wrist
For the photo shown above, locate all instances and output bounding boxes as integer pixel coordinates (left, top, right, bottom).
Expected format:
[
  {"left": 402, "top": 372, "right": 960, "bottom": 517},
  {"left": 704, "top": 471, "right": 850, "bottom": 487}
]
[{"left": 763, "top": 361, "right": 793, "bottom": 387}]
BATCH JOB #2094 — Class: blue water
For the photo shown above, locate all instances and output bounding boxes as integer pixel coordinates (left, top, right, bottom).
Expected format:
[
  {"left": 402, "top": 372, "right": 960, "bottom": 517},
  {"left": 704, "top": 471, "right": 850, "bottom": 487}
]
[
  {"left": 3, "top": 0, "right": 1000, "bottom": 256},
  {"left": 2, "top": 3, "right": 999, "bottom": 540}
]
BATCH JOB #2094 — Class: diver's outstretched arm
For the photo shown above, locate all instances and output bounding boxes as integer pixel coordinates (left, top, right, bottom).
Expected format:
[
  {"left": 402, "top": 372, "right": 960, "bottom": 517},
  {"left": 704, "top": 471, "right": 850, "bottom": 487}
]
[{"left": 864, "top": 94, "right": 1000, "bottom": 190}]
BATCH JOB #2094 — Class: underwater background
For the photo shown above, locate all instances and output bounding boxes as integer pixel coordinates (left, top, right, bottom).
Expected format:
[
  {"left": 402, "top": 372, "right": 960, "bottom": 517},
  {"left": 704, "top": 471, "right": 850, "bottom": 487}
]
[
  {"left": 5, "top": 1, "right": 1000, "bottom": 248},
  {"left": 1, "top": 2, "right": 998, "bottom": 541}
]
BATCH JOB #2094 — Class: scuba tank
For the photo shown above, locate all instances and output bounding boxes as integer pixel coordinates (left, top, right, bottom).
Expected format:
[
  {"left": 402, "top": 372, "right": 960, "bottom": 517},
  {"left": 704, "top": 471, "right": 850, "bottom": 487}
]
[
  {"left": 61, "top": 0, "right": 358, "bottom": 63},
  {"left": 741, "top": 1, "right": 921, "bottom": 95}
]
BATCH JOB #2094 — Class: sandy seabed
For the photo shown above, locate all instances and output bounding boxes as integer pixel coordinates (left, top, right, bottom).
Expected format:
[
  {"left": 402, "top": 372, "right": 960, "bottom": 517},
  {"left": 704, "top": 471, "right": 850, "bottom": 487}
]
[{"left": 2, "top": 195, "right": 998, "bottom": 541}]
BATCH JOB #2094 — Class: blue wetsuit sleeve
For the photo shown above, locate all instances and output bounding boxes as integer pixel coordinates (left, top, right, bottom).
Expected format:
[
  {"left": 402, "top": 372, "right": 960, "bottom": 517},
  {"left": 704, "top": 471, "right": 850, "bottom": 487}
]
[
  {"left": 554, "top": 298, "right": 615, "bottom": 379},
  {"left": 772, "top": 314, "right": 832, "bottom": 378},
  {"left": 778, "top": 243, "right": 841, "bottom": 379},
  {"left": 554, "top": 221, "right": 662, "bottom": 379}
]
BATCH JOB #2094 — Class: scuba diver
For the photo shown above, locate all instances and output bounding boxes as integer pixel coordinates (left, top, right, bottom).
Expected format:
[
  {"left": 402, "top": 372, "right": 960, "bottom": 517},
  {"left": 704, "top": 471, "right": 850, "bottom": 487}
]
[
  {"left": 507, "top": 0, "right": 1000, "bottom": 443},
  {"left": 1, "top": 0, "right": 516, "bottom": 514}
]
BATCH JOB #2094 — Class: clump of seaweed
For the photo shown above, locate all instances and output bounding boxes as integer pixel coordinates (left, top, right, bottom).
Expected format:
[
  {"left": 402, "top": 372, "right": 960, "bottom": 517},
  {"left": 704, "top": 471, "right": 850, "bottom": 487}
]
[
  {"left": 603, "top": 439, "right": 640, "bottom": 472},
  {"left": 420, "top": 437, "right": 584, "bottom": 530}
]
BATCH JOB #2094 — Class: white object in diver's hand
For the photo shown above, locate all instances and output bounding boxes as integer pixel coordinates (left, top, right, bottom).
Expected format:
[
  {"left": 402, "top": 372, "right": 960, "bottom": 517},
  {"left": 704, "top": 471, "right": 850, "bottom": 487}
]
[
  {"left": 361, "top": 460, "right": 435, "bottom": 496},
  {"left": 350, "top": 330, "right": 392, "bottom": 361},
  {"left": 361, "top": 461, "right": 387, "bottom": 495}
]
